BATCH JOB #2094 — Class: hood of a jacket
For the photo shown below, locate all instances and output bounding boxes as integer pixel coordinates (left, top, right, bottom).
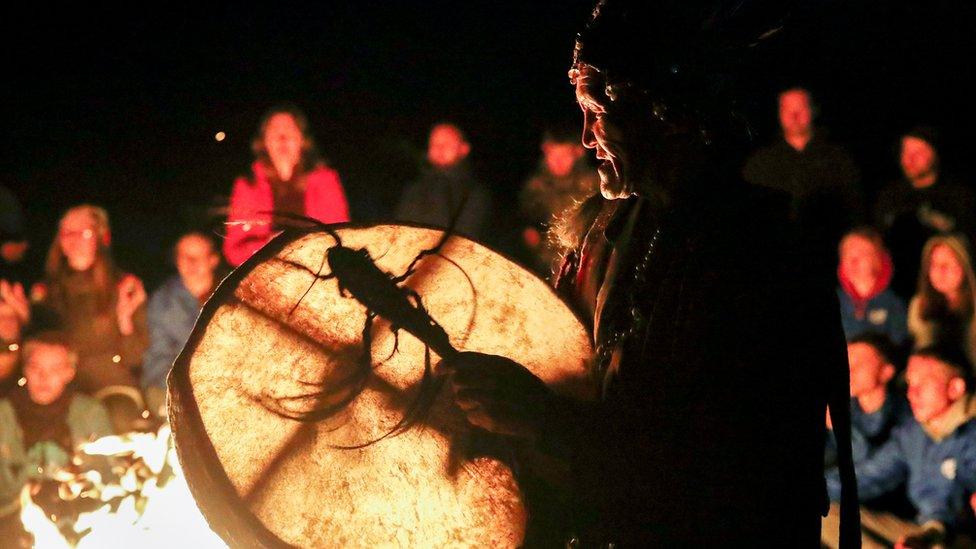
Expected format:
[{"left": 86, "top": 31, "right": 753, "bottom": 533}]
[{"left": 839, "top": 246, "right": 895, "bottom": 318}]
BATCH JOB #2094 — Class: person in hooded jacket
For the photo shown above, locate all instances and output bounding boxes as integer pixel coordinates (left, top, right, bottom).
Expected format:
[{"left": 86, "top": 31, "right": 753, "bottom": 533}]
[{"left": 837, "top": 227, "right": 909, "bottom": 346}]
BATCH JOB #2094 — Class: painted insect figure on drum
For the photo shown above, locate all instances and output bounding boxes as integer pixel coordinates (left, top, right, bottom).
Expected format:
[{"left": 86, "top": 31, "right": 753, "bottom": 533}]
[{"left": 263, "top": 208, "right": 471, "bottom": 449}]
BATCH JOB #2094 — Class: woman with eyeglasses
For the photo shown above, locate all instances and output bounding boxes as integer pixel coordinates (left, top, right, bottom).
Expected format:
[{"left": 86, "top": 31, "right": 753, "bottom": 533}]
[{"left": 18, "top": 205, "right": 148, "bottom": 431}]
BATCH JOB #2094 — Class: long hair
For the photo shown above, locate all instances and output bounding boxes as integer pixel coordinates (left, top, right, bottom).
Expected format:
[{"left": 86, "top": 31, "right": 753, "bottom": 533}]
[
  {"left": 549, "top": 192, "right": 607, "bottom": 255},
  {"left": 250, "top": 103, "right": 322, "bottom": 173},
  {"left": 44, "top": 204, "right": 119, "bottom": 315},
  {"left": 915, "top": 234, "right": 976, "bottom": 321}
]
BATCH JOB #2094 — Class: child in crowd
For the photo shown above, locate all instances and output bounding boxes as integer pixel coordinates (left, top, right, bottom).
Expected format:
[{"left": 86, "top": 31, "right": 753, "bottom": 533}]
[
  {"left": 0, "top": 331, "right": 113, "bottom": 534},
  {"left": 823, "top": 347, "right": 976, "bottom": 548},
  {"left": 827, "top": 333, "right": 911, "bottom": 467},
  {"left": 909, "top": 234, "right": 976, "bottom": 374},
  {"left": 142, "top": 232, "right": 221, "bottom": 416},
  {"left": 837, "top": 228, "right": 909, "bottom": 346}
]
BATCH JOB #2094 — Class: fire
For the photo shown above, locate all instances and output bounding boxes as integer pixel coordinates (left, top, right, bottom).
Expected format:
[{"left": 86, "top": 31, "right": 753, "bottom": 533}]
[{"left": 18, "top": 425, "right": 225, "bottom": 548}]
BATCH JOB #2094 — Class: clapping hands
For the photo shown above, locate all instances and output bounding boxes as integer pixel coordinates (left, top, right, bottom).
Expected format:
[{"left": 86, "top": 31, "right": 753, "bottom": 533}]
[
  {"left": 0, "top": 279, "right": 31, "bottom": 324},
  {"left": 116, "top": 274, "right": 146, "bottom": 335}
]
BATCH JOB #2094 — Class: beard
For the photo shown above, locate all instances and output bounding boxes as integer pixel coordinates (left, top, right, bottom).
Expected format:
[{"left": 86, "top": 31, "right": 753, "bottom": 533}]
[{"left": 597, "top": 157, "right": 633, "bottom": 200}]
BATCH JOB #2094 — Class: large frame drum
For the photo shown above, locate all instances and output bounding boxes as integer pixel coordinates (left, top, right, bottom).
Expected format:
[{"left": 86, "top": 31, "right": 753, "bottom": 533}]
[{"left": 169, "top": 224, "right": 593, "bottom": 547}]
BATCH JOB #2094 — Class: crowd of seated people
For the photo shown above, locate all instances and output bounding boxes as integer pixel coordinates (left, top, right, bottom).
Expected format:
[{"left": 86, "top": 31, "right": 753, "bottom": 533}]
[
  {"left": 0, "top": 91, "right": 974, "bottom": 546},
  {"left": 742, "top": 88, "right": 976, "bottom": 546}
]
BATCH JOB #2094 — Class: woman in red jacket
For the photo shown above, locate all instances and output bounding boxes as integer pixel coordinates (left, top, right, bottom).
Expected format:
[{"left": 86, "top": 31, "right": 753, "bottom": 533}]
[{"left": 224, "top": 104, "right": 350, "bottom": 267}]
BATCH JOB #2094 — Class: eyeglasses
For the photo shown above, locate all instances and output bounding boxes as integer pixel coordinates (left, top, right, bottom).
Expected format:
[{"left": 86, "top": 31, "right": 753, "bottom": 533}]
[{"left": 60, "top": 228, "right": 95, "bottom": 241}]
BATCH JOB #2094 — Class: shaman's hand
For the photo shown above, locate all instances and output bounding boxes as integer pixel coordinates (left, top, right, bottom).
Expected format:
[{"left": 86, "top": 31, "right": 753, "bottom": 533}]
[{"left": 442, "top": 351, "right": 555, "bottom": 440}]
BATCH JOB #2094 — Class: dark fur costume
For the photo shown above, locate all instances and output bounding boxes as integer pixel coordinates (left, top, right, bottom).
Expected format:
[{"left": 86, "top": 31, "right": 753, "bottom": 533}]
[{"left": 539, "top": 0, "right": 860, "bottom": 545}]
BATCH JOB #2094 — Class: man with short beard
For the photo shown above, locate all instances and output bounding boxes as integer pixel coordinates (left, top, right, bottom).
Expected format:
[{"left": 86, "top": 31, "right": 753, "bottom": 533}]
[
  {"left": 443, "top": 1, "right": 859, "bottom": 545},
  {"left": 874, "top": 128, "right": 976, "bottom": 298}
]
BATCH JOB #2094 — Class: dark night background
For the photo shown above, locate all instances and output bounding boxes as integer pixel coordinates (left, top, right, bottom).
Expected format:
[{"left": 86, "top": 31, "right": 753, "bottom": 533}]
[{"left": 2, "top": 1, "right": 975, "bottom": 290}]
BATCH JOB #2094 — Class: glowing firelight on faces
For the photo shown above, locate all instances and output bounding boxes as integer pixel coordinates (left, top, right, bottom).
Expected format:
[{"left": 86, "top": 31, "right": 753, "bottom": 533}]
[
  {"left": 905, "top": 355, "right": 966, "bottom": 423},
  {"left": 901, "top": 135, "right": 938, "bottom": 184},
  {"left": 58, "top": 210, "right": 100, "bottom": 273},
  {"left": 839, "top": 235, "right": 883, "bottom": 291},
  {"left": 928, "top": 243, "right": 966, "bottom": 298}
]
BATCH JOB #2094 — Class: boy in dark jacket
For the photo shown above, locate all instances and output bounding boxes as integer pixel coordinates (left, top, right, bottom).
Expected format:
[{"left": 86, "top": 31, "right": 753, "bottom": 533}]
[{"left": 824, "top": 347, "right": 976, "bottom": 548}]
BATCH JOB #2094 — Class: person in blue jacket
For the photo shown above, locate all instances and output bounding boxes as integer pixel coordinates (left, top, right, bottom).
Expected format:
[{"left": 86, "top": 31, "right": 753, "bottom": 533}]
[
  {"left": 837, "top": 227, "right": 909, "bottom": 346},
  {"left": 827, "top": 332, "right": 911, "bottom": 468},
  {"left": 824, "top": 346, "right": 976, "bottom": 548},
  {"left": 142, "top": 232, "right": 221, "bottom": 415}
]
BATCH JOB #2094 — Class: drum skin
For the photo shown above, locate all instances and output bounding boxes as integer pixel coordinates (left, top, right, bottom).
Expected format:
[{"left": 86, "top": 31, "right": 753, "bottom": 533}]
[{"left": 168, "top": 224, "right": 594, "bottom": 548}]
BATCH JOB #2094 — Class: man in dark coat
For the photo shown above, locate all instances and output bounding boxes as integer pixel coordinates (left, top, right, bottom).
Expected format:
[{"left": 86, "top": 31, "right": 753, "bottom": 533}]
[
  {"left": 443, "top": 1, "right": 860, "bottom": 546},
  {"left": 395, "top": 123, "right": 491, "bottom": 241},
  {"left": 743, "top": 88, "right": 863, "bottom": 279},
  {"left": 873, "top": 128, "right": 976, "bottom": 298}
]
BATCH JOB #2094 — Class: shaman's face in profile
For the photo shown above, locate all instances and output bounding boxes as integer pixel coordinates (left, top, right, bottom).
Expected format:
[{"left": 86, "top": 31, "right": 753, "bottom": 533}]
[
  {"left": 573, "top": 65, "right": 635, "bottom": 200},
  {"left": 572, "top": 63, "right": 707, "bottom": 205}
]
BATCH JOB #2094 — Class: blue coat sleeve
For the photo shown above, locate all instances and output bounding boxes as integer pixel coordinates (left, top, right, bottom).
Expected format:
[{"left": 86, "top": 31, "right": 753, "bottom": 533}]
[
  {"left": 141, "top": 287, "right": 179, "bottom": 389},
  {"left": 912, "top": 435, "right": 976, "bottom": 528},
  {"left": 827, "top": 430, "right": 908, "bottom": 501},
  {"left": 912, "top": 481, "right": 961, "bottom": 527},
  {"left": 959, "top": 445, "right": 976, "bottom": 493}
]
